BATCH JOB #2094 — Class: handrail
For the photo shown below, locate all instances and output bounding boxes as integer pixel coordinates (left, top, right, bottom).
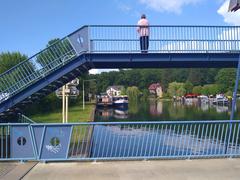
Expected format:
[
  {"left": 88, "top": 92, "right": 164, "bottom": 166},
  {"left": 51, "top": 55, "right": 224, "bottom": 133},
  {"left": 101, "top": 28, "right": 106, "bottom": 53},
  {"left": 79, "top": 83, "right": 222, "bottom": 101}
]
[
  {"left": 18, "top": 113, "right": 36, "bottom": 124},
  {"left": 89, "top": 25, "right": 240, "bottom": 28},
  {"left": 0, "top": 26, "right": 89, "bottom": 105},
  {"left": 30, "top": 120, "right": 240, "bottom": 126},
  {"left": 0, "top": 26, "right": 88, "bottom": 79}
]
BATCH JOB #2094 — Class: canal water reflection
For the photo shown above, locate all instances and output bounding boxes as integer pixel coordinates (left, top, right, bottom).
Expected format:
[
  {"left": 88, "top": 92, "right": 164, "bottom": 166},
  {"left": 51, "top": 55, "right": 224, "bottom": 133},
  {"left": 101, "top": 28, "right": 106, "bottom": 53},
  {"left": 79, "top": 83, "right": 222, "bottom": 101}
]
[
  {"left": 90, "top": 122, "right": 240, "bottom": 158},
  {"left": 94, "top": 99, "right": 240, "bottom": 122}
]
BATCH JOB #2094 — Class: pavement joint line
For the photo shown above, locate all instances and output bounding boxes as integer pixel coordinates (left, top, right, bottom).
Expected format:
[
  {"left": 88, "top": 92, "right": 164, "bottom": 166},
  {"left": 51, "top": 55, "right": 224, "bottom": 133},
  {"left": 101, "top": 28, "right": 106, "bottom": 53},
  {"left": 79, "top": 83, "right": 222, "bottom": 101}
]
[{"left": 20, "top": 162, "right": 39, "bottom": 180}]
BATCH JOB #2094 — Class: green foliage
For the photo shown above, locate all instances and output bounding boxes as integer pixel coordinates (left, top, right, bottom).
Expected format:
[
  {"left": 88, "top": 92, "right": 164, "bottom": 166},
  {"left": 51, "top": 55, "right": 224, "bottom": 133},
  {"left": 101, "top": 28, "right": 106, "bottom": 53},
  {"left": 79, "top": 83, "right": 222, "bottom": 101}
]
[
  {"left": 36, "top": 38, "right": 74, "bottom": 71},
  {"left": 26, "top": 93, "right": 61, "bottom": 114},
  {"left": 167, "top": 82, "right": 186, "bottom": 97},
  {"left": 121, "top": 87, "right": 127, "bottom": 95},
  {"left": 201, "top": 84, "right": 220, "bottom": 95},
  {"left": 0, "top": 52, "right": 27, "bottom": 74},
  {"left": 126, "top": 86, "right": 141, "bottom": 101},
  {"left": 225, "top": 90, "right": 233, "bottom": 97},
  {"left": 30, "top": 103, "right": 94, "bottom": 123},
  {"left": 215, "top": 68, "right": 236, "bottom": 92},
  {"left": 90, "top": 68, "right": 220, "bottom": 94},
  {"left": 192, "top": 86, "right": 202, "bottom": 94},
  {"left": 184, "top": 81, "right": 193, "bottom": 93},
  {"left": 187, "top": 68, "right": 219, "bottom": 86},
  {"left": 0, "top": 52, "right": 29, "bottom": 91},
  {"left": 192, "top": 84, "right": 220, "bottom": 95}
]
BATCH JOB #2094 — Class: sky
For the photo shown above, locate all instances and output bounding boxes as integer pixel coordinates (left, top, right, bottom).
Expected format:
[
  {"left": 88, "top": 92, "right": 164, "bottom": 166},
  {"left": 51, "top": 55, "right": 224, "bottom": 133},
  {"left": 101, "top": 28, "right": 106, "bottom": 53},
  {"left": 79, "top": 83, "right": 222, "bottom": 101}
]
[{"left": 0, "top": 0, "right": 240, "bottom": 74}]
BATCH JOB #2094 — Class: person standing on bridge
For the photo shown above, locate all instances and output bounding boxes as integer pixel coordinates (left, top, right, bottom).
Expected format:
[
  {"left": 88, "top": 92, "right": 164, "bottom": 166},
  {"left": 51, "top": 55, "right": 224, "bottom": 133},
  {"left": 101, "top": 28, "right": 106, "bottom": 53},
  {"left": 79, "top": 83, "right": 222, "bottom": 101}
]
[{"left": 137, "top": 14, "right": 149, "bottom": 53}]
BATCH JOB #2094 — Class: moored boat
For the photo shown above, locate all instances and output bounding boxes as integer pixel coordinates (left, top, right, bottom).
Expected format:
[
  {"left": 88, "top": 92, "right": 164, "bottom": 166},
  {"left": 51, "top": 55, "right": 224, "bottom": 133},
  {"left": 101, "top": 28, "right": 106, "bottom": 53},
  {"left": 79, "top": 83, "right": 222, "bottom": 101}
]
[
  {"left": 96, "top": 93, "right": 113, "bottom": 107},
  {"left": 212, "top": 94, "right": 229, "bottom": 106},
  {"left": 198, "top": 95, "right": 209, "bottom": 104},
  {"left": 112, "top": 95, "right": 128, "bottom": 107}
]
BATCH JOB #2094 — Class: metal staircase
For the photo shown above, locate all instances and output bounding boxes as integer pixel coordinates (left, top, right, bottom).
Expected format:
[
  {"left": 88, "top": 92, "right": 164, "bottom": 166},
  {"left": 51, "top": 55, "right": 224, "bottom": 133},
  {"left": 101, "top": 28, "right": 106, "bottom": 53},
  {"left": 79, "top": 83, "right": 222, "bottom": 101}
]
[{"left": 0, "top": 26, "right": 91, "bottom": 117}]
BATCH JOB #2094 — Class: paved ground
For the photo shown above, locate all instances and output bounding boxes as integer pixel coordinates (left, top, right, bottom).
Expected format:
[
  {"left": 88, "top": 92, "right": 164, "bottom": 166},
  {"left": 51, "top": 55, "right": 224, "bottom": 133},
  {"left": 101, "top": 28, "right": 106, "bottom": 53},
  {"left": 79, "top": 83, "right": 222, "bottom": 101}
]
[
  {"left": 0, "top": 162, "right": 37, "bottom": 180},
  {"left": 23, "top": 159, "right": 240, "bottom": 180},
  {"left": 0, "top": 163, "right": 17, "bottom": 178}
]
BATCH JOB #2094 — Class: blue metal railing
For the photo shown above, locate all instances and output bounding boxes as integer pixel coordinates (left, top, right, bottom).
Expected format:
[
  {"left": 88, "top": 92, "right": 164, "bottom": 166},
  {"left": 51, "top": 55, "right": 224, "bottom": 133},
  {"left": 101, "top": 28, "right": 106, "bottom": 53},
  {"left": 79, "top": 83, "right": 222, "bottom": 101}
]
[
  {"left": 0, "top": 120, "right": 240, "bottom": 161},
  {"left": 89, "top": 25, "right": 240, "bottom": 53},
  {"left": 18, "top": 113, "right": 36, "bottom": 124},
  {"left": 0, "top": 26, "right": 89, "bottom": 104}
]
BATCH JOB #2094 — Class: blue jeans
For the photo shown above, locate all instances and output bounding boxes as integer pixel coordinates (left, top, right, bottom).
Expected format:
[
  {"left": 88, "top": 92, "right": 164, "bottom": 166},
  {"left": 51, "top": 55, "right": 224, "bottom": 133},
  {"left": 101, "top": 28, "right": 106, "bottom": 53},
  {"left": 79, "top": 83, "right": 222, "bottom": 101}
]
[{"left": 140, "top": 36, "right": 149, "bottom": 53}]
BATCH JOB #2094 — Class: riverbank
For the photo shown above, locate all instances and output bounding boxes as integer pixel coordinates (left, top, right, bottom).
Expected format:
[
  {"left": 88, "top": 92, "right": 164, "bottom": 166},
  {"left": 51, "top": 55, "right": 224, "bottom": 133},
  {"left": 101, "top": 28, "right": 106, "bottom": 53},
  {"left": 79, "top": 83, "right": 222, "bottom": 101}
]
[{"left": 30, "top": 102, "right": 95, "bottom": 123}]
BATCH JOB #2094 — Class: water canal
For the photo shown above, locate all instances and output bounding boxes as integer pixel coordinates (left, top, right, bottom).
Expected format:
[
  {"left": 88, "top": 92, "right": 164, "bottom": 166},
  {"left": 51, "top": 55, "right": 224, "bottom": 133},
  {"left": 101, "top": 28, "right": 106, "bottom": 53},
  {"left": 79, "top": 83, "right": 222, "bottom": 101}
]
[
  {"left": 78, "top": 99, "right": 240, "bottom": 159},
  {"left": 94, "top": 99, "right": 240, "bottom": 122}
]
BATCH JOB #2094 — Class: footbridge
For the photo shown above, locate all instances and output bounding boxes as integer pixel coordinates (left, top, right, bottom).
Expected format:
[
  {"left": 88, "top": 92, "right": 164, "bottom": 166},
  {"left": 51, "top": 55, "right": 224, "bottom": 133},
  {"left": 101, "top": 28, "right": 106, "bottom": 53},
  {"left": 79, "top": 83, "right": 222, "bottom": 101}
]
[{"left": 0, "top": 25, "right": 240, "bottom": 116}]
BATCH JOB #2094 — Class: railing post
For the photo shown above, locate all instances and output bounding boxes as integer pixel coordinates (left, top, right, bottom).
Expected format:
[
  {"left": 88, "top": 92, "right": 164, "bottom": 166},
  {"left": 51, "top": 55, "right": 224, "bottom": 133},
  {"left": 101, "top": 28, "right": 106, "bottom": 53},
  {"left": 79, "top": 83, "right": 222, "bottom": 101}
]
[
  {"left": 230, "top": 54, "right": 240, "bottom": 121},
  {"left": 225, "top": 54, "right": 240, "bottom": 154},
  {"left": 88, "top": 26, "right": 91, "bottom": 53}
]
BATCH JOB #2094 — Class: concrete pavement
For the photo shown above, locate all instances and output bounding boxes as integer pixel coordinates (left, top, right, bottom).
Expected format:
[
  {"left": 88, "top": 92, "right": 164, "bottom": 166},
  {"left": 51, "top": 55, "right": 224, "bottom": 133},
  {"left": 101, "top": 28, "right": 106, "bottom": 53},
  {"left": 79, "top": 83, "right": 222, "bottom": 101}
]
[
  {"left": 23, "top": 159, "right": 240, "bottom": 180},
  {"left": 0, "top": 162, "right": 37, "bottom": 180}
]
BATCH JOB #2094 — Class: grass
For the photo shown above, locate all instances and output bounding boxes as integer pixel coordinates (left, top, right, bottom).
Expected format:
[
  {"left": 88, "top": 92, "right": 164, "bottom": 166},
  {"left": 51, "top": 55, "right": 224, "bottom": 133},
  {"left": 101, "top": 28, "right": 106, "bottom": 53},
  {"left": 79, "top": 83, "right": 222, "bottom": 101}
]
[{"left": 30, "top": 102, "right": 95, "bottom": 123}]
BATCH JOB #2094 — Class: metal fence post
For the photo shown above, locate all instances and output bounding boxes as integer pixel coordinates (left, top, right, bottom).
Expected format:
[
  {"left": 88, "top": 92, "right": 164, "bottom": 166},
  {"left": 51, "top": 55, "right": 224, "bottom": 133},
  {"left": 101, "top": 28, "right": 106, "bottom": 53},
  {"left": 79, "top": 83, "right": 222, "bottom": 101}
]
[{"left": 226, "top": 54, "right": 240, "bottom": 154}]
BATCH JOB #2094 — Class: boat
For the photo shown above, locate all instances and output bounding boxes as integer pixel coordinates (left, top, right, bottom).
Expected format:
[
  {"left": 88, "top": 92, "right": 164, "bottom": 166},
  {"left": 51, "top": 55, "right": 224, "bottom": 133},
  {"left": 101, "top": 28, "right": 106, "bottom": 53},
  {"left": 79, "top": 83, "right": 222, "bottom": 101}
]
[
  {"left": 112, "top": 95, "right": 128, "bottom": 107},
  {"left": 96, "top": 93, "right": 113, "bottom": 107},
  {"left": 198, "top": 95, "right": 209, "bottom": 104},
  {"left": 212, "top": 94, "right": 229, "bottom": 106},
  {"left": 184, "top": 93, "right": 199, "bottom": 105}
]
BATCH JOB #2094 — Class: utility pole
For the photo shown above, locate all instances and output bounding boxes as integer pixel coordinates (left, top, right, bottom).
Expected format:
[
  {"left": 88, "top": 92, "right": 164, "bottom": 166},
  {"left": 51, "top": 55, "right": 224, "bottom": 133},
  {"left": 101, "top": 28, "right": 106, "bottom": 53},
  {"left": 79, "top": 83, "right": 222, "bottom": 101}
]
[
  {"left": 66, "top": 93, "right": 69, "bottom": 123},
  {"left": 82, "top": 79, "right": 96, "bottom": 110},
  {"left": 56, "top": 79, "right": 80, "bottom": 123},
  {"left": 62, "top": 85, "right": 66, "bottom": 123},
  {"left": 83, "top": 80, "right": 85, "bottom": 110}
]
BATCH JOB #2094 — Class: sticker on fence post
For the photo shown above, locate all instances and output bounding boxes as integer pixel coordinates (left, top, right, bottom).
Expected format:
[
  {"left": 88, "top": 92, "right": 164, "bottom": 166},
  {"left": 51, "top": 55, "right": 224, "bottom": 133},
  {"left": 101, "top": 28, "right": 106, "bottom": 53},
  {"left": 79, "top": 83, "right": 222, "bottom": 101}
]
[
  {"left": 11, "top": 125, "right": 35, "bottom": 159},
  {"left": 68, "top": 26, "right": 89, "bottom": 54},
  {"left": 39, "top": 126, "right": 72, "bottom": 160}
]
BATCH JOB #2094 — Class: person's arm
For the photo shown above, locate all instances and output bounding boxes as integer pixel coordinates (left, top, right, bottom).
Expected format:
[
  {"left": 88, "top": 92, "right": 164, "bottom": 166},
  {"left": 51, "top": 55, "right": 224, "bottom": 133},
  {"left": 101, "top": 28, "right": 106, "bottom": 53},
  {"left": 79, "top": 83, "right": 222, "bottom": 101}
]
[{"left": 137, "top": 20, "right": 140, "bottom": 33}]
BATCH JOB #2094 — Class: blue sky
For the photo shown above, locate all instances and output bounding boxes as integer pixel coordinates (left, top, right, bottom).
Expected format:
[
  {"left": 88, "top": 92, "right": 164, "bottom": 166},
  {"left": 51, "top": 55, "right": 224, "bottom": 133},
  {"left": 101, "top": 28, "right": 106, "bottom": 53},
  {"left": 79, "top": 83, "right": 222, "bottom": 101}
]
[{"left": 0, "top": 0, "right": 239, "bottom": 73}]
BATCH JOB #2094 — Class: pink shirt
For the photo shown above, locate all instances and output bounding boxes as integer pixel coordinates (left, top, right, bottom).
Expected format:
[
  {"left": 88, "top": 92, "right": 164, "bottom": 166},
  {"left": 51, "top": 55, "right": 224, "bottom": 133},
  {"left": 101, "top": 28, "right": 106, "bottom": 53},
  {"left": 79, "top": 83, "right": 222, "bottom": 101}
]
[{"left": 137, "top": 19, "right": 149, "bottom": 37}]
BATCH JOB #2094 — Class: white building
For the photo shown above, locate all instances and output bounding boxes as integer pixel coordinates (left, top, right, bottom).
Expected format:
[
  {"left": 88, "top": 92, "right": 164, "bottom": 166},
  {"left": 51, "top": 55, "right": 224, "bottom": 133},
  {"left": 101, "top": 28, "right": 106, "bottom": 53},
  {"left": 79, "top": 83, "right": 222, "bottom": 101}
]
[{"left": 106, "top": 86, "right": 124, "bottom": 97}]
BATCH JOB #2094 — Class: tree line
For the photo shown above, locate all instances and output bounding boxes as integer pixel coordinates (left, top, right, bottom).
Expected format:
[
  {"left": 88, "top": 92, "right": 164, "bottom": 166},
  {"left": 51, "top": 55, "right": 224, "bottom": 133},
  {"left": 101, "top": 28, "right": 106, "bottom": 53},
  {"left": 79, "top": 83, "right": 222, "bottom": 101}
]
[{"left": 90, "top": 68, "right": 237, "bottom": 97}]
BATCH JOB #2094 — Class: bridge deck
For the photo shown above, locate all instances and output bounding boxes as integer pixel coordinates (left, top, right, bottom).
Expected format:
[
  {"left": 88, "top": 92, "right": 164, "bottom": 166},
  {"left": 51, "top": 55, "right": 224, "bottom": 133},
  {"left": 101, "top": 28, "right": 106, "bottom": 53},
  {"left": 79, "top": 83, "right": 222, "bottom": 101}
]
[{"left": 88, "top": 52, "right": 240, "bottom": 68}]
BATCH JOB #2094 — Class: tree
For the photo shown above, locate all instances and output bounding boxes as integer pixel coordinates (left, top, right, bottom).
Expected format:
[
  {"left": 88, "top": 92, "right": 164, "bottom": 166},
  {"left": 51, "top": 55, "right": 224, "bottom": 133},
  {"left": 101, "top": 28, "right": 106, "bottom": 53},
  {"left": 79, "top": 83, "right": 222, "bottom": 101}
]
[
  {"left": 192, "top": 86, "right": 202, "bottom": 94},
  {"left": 126, "top": 86, "right": 141, "bottom": 101},
  {"left": 0, "top": 52, "right": 29, "bottom": 92},
  {"left": 167, "top": 82, "right": 186, "bottom": 97},
  {"left": 184, "top": 81, "right": 193, "bottom": 93},
  {"left": 121, "top": 87, "right": 127, "bottom": 95},
  {"left": 0, "top": 52, "right": 27, "bottom": 74},
  {"left": 201, "top": 84, "right": 220, "bottom": 95},
  {"left": 36, "top": 38, "right": 75, "bottom": 72},
  {"left": 215, "top": 68, "right": 236, "bottom": 92}
]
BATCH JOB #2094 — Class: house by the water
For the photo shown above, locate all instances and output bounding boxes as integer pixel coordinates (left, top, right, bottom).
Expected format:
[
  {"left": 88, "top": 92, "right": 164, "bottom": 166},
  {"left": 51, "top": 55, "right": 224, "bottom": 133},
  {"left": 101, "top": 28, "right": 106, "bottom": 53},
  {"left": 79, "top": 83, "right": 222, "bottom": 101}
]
[{"left": 148, "top": 83, "right": 163, "bottom": 98}]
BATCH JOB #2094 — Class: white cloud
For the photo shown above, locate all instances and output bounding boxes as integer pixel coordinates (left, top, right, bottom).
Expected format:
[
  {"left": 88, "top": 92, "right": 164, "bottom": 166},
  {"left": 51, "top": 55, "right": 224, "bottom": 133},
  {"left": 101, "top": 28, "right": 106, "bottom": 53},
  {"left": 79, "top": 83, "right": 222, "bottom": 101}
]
[
  {"left": 217, "top": 0, "right": 240, "bottom": 25},
  {"left": 118, "top": 3, "right": 132, "bottom": 12},
  {"left": 89, "top": 69, "right": 119, "bottom": 74},
  {"left": 138, "top": 0, "right": 201, "bottom": 14}
]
